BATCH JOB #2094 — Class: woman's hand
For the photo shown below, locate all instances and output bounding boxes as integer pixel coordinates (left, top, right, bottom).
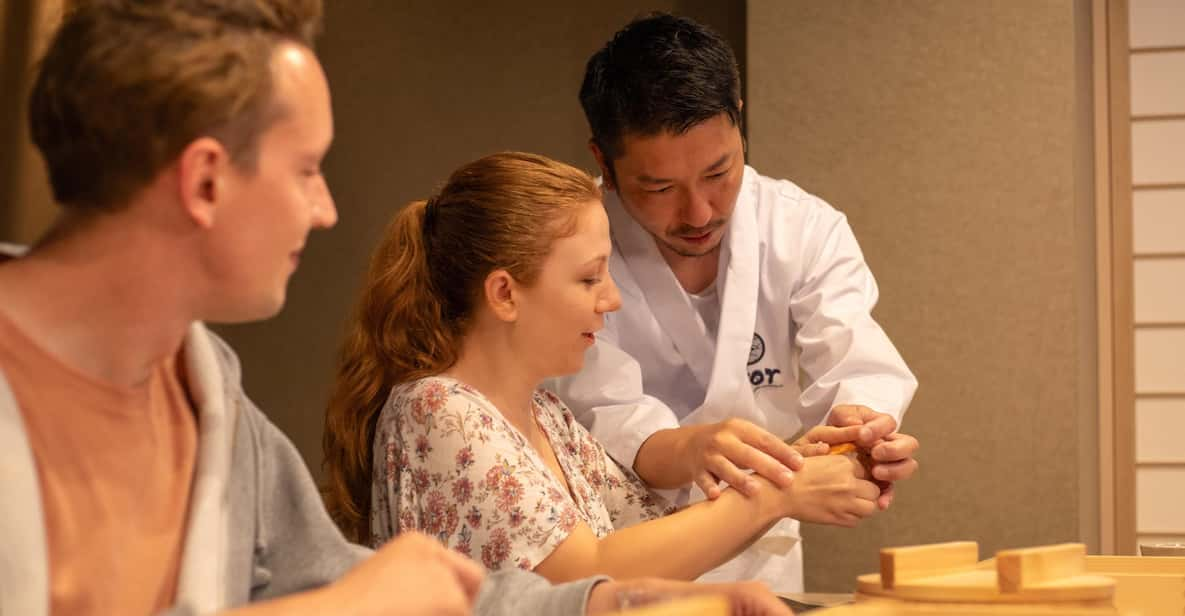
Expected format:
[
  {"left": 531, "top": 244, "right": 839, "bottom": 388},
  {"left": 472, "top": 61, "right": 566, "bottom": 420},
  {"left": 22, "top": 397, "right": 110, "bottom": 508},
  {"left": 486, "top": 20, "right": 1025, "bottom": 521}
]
[{"left": 780, "top": 455, "right": 879, "bottom": 527}]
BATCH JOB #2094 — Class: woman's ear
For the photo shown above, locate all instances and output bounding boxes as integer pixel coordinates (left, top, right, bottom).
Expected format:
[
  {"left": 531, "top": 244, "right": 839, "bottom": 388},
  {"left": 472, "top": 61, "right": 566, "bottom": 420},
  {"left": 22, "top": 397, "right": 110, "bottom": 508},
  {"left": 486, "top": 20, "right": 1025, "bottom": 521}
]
[{"left": 484, "top": 269, "right": 519, "bottom": 322}]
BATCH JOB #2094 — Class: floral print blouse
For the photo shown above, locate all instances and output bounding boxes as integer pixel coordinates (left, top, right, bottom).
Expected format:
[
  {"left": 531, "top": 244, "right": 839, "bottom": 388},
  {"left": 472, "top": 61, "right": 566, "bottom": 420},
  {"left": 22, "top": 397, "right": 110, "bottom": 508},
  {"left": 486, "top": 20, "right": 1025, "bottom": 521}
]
[{"left": 370, "top": 376, "right": 673, "bottom": 571}]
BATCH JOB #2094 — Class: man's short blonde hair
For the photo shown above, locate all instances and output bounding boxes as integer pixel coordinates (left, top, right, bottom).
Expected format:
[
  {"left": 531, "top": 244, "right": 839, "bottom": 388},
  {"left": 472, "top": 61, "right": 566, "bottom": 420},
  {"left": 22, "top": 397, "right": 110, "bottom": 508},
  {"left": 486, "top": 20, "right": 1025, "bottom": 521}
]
[{"left": 28, "top": 0, "right": 323, "bottom": 210}]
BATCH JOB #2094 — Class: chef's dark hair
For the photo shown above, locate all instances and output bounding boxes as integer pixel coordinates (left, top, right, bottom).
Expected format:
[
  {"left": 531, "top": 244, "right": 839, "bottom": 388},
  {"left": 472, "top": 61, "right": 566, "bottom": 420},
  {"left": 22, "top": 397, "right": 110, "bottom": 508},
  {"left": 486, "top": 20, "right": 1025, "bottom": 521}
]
[{"left": 579, "top": 13, "right": 742, "bottom": 176}]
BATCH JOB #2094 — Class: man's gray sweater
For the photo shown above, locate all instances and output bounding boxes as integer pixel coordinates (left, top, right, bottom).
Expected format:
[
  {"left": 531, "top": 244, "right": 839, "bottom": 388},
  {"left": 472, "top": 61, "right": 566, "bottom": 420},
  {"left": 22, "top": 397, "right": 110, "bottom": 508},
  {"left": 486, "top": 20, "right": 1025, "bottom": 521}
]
[{"left": 0, "top": 320, "right": 601, "bottom": 615}]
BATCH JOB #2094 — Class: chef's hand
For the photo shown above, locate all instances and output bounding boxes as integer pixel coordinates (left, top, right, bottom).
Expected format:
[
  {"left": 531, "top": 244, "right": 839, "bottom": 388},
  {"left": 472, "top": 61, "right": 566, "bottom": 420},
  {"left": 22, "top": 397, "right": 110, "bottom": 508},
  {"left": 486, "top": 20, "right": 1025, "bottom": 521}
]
[
  {"left": 684, "top": 419, "right": 806, "bottom": 500},
  {"left": 791, "top": 424, "right": 866, "bottom": 457},
  {"left": 828, "top": 405, "right": 920, "bottom": 510},
  {"left": 586, "top": 579, "right": 793, "bottom": 616}
]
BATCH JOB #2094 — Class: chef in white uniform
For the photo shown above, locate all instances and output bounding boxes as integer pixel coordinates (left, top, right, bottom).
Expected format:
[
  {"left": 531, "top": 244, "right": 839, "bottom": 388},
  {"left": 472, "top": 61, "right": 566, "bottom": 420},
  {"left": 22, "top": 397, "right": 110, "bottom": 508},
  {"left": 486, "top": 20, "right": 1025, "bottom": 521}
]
[{"left": 551, "top": 13, "right": 921, "bottom": 593}]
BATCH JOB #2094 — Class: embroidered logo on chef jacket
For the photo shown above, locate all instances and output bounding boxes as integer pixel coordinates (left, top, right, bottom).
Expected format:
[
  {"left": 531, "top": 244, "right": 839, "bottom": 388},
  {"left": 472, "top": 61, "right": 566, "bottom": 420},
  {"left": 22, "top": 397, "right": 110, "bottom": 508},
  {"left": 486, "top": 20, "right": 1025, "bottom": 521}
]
[
  {"left": 748, "top": 333, "right": 782, "bottom": 389},
  {"left": 748, "top": 334, "right": 765, "bottom": 365}
]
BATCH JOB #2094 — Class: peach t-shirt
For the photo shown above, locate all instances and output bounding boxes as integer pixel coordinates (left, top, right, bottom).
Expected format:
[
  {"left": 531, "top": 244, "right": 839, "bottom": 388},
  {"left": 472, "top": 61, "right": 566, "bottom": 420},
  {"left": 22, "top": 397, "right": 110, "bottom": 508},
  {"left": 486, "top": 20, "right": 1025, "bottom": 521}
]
[{"left": 0, "top": 312, "right": 197, "bottom": 615}]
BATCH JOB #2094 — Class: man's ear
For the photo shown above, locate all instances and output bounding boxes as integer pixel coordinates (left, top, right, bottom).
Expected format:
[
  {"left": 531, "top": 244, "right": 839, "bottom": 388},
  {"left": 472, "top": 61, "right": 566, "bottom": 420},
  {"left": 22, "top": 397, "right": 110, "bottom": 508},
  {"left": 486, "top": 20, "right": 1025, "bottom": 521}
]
[
  {"left": 588, "top": 139, "right": 616, "bottom": 192},
  {"left": 484, "top": 269, "right": 519, "bottom": 323},
  {"left": 176, "top": 137, "right": 231, "bottom": 229}
]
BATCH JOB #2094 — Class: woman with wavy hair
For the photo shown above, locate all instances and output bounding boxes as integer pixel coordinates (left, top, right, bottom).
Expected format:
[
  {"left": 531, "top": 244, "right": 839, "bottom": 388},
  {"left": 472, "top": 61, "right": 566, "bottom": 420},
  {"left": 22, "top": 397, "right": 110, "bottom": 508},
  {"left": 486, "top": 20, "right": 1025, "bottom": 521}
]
[{"left": 323, "top": 151, "right": 877, "bottom": 583}]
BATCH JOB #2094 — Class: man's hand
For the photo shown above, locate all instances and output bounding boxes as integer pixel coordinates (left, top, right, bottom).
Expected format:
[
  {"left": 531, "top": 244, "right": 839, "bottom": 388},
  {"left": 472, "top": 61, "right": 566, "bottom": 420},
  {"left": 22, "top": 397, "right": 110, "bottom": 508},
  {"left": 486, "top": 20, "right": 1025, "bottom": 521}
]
[
  {"left": 828, "top": 405, "right": 920, "bottom": 509},
  {"left": 791, "top": 424, "right": 865, "bottom": 457},
  {"left": 682, "top": 418, "right": 806, "bottom": 499},
  {"left": 586, "top": 579, "right": 793, "bottom": 615},
  {"left": 782, "top": 455, "right": 879, "bottom": 527},
  {"left": 324, "top": 532, "right": 484, "bottom": 616}
]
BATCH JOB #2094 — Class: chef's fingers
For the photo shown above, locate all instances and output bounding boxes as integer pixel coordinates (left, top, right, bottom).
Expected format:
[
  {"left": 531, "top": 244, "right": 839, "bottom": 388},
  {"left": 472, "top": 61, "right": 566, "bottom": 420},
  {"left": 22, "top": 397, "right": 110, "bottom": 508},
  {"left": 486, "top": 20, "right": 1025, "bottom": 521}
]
[
  {"left": 871, "top": 432, "right": 920, "bottom": 463},
  {"left": 695, "top": 471, "right": 723, "bottom": 500},
  {"left": 876, "top": 482, "right": 897, "bottom": 511},
  {"left": 871, "top": 456, "right": 919, "bottom": 483},
  {"left": 705, "top": 454, "right": 759, "bottom": 497}
]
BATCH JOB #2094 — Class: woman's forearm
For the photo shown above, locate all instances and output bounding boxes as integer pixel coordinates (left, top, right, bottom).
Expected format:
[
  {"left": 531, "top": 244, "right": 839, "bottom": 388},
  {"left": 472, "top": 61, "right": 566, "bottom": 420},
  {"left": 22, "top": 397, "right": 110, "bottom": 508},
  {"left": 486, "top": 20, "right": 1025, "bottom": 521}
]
[
  {"left": 596, "top": 488, "right": 779, "bottom": 580},
  {"left": 535, "top": 479, "right": 784, "bottom": 583}
]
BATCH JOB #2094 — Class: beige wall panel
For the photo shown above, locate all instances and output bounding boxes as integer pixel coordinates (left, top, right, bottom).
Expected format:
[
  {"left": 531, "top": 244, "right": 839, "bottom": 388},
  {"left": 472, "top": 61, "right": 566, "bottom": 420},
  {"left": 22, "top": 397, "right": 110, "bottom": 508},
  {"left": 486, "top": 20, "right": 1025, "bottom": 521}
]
[
  {"left": 1134, "top": 259, "right": 1185, "bottom": 322},
  {"left": 1134, "top": 189, "right": 1185, "bottom": 253},
  {"left": 1129, "top": 0, "right": 1185, "bottom": 47},
  {"left": 748, "top": 0, "right": 1096, "bottom": 592},
  {"left": 1132, "top": 120, "right": 1185, "bottom": 185},
  {"left": 214, "top": 1, "right": 740, "bottom": 479},
  {"left": 1137, "top": 467, "right": 1185, "bottom": 532},
  {"left": 1130, "top": 51, "right": 1185, "bottom": 115},
  {"left": 1138, "top": 534, "right": 1185, "bottom": 543},
  {"left": 1135, "top": 328, "right": 1185, "bottom": 392},
  {"left": 1136, "top": 398, "right": 1185, "bottom": 461}
]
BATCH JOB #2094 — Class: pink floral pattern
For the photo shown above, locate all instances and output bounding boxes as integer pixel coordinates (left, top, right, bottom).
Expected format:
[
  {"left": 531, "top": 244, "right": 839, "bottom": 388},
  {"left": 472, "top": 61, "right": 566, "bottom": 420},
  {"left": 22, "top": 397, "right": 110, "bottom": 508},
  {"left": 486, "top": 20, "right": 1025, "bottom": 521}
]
[{"left": 370, "top": 376, "right": 672, "bottom": 571}]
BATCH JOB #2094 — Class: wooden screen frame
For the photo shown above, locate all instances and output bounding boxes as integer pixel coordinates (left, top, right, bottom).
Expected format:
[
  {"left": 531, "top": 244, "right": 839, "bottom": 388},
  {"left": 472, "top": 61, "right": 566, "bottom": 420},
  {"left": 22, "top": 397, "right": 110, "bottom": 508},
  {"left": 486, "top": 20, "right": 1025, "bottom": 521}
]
[{"left": 1093, "top": 0, "right": 1136, "bottom": 556}]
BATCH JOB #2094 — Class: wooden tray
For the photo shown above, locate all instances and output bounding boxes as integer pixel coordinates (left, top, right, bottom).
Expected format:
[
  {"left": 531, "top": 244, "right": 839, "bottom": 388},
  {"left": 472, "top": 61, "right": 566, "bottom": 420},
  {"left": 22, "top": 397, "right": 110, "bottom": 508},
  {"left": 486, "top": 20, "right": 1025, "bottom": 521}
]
[
  {"left": 853, "top": 542, "right": 1115, "bottom": 607},
  {"left": 1085, "top": 555, "right": 1185, "bottom": 615},
  {"left": 811, "top": 599, "right": 1120, "bottom": 615}
]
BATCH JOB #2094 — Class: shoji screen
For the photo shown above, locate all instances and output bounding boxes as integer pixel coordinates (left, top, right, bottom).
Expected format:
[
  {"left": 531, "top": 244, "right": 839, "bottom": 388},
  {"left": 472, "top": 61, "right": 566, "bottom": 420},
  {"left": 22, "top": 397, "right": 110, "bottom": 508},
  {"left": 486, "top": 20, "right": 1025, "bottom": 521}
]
[{"left": 1129, "top": 0, "right": 1185, "bottom": 547}]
